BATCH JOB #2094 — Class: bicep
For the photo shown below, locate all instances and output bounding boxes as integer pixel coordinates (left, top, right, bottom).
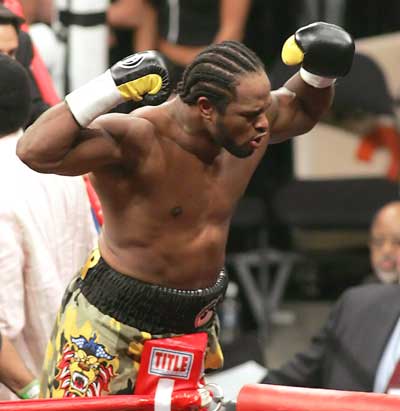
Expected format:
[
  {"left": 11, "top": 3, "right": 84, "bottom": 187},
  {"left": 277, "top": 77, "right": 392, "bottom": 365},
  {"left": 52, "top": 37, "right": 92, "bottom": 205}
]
[
  {"left": 55, "top": 113, "right": 150, "bottom": 175},
  {"left": 50, "top": 115, "right": 123, "bottom": 175},
  {"left": 269, "top": 88, "right": 315, "bottom": 144},
  {"left": 270, "top": 74, "right": 334, "bottom": 144}
]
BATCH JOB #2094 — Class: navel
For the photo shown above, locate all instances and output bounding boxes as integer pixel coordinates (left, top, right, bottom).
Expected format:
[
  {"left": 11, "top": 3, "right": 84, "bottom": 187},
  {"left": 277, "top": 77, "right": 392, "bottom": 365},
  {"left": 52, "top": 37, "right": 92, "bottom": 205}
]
[{"left": 170, "top": 206, "right": 183, "bottom": 217}]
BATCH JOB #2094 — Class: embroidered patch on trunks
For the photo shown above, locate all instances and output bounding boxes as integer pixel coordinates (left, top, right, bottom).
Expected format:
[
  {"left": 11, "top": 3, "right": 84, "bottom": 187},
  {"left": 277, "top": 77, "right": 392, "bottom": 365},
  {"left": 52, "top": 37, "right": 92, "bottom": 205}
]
[{"left": 55, "top": 333, "right": 118, "bottom": 397}]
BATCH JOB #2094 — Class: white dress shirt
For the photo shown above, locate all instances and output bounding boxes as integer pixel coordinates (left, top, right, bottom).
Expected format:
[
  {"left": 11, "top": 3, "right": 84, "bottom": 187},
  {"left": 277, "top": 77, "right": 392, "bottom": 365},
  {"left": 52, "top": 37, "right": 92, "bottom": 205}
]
[{"left": 0, "top": 130, "right": 97, "bottom": 399}]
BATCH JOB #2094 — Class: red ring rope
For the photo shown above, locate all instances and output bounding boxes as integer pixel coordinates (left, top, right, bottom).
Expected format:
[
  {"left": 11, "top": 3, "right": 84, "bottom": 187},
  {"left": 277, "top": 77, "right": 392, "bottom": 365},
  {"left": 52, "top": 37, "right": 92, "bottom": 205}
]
[
  {"left": 237, "top": 384, "right": 400, "bottom": 411},
  {"left": 2, "top": 384, "right": 400, "bottom": 411}
]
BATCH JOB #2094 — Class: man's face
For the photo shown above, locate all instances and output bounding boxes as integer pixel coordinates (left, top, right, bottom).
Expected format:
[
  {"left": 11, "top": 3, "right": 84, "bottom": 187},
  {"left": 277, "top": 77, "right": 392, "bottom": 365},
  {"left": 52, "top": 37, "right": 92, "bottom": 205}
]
[
  {"left": 369, "top": 208, "right": 400, "bottom": 283},
  {"left": 0, "top": 23, "right": 18, "bottom": 59},
  {"left": 211, "top": 71, "right": 271, "bottom": 158}
]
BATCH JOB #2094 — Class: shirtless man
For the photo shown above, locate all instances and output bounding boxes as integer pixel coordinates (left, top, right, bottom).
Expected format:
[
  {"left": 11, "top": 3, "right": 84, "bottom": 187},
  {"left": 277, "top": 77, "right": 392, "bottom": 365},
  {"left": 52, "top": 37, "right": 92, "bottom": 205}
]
[{"left": 17, "top": 22, "right": 354, "bottom": 397}]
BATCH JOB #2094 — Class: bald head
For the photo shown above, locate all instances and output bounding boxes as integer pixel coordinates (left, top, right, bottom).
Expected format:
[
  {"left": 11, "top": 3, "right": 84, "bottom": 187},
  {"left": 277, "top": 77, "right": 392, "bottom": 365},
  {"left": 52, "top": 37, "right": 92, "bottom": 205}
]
[{"left": 369, "top": 201, "right": 400, "bottom": 284}]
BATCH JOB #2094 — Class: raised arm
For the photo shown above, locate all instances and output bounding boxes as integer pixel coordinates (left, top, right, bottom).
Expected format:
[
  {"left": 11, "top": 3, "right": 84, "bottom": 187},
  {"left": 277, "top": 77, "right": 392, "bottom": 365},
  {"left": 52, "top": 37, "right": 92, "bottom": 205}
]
[
  {"left": 17, "top": 50, "right": 170, "bottom": 175},
  {"left": 269, "top": 22, "right": 355, "bottom": 143}
]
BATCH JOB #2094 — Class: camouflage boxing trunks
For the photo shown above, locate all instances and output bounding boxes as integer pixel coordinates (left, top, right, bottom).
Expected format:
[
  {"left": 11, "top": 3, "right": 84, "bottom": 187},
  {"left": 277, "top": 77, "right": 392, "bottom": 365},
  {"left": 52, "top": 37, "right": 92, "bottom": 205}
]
[{"left": 40, "top": 248, "right": 228, "bottom": 398}]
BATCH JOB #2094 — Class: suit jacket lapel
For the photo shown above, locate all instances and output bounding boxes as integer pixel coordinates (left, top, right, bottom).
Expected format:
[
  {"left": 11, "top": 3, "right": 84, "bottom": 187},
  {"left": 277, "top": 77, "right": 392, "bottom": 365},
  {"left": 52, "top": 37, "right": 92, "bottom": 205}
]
[{"left": 361, "top": 287, "right": 400, "bottom": 386}]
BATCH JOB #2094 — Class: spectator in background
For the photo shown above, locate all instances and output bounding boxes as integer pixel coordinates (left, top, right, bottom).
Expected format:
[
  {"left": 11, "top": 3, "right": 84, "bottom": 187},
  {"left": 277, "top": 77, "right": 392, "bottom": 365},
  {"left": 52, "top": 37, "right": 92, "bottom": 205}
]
[
  {"left": 17, "top": 0, "right": 53, "bottom": 25},
  {"left": 244, "top": 0, "right": 304, "bottom": 68},
  {"left": 367, "top": 202, "right": 400, "bottom": 284},
  {"left": 13, "top": 0, "right": 64, "bottom": 98},
  {"left": 0, "top": 54, "right": 97, "bottom": 400},
  {"left": 107, "top": 0, "right": 144, "bottom": 30},
  {"left": 0, "top": 2, "right": 49, "bottom": 125},
  {"left": 108, "top": 0, "right": 252, "bottom": 114},
  {"left": 107, "top": 0, "right": 149, "bottom": 63},
  {"left": 0, "top": 333, "right": 39, "bottom": 400},
  {"left": 136, "top": 0, "right": 252, "bottom": 89},
  {"left": 261, "top": 283, "right": 400, "bottom": 392},
  {"left": 261, "top": 202, "right": 400, "bottom": 392}
]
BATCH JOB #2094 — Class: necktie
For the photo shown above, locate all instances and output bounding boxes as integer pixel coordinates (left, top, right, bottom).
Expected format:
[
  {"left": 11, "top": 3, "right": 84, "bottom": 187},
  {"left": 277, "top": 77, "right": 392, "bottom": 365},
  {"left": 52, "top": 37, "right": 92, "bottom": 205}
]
[{"left": 386, "top": 361, "right": 400, "bottom": 394}]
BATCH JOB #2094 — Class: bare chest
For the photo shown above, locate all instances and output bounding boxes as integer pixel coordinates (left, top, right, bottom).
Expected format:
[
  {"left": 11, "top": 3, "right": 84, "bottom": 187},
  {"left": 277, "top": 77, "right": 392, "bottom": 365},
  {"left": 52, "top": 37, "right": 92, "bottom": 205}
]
[
  {"left": 95, "top": 139, "right": 258, "bottom": 229},
  {"left": 147, "top": 139, "right": 264, "bottom": 223},
  {"left": 157, "top": 162, "right": 238, "bottom": 225}
]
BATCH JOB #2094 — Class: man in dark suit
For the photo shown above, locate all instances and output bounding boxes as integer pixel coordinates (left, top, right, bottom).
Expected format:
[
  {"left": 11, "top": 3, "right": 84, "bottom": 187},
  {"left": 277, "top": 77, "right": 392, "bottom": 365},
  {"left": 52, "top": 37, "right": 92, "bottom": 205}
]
[
  {"left": 262, "top": 283, "right": 400, "bottom": 392},
  {"left": 263, "top": 201, "right": 400, "bottom": 392}
]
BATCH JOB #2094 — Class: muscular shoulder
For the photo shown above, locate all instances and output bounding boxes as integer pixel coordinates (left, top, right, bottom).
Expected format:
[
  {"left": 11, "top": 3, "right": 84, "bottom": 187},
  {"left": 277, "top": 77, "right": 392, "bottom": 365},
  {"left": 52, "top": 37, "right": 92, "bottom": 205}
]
[
  {"left": 85, "top": 112, "right": 159, "bottom": 173},
  {"left": 92, "top": 104, "right": 173, "bottom": 164},
  {"left": 92, "top": 112, "right": 157, "bottom": 144},
  {"left": 126, "top": 114, "right": 157, "bottom": 139},
  {"left": 131, "top": 104, "right": 171, "bottom": 133}
]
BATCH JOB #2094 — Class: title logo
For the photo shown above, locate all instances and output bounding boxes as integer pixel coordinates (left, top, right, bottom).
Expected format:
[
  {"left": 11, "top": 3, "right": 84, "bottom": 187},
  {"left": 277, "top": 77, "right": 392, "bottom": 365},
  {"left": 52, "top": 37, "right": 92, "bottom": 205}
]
[{"left": 149, "top": 348, "right": 193, "bottom": 379}]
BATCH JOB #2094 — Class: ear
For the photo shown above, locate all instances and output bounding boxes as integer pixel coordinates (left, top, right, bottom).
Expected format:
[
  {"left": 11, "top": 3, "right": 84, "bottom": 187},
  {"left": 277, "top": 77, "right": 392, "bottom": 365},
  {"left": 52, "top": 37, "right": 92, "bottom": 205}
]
[{"left": 197, "top": 97, "right": 215, "bottom": 120}]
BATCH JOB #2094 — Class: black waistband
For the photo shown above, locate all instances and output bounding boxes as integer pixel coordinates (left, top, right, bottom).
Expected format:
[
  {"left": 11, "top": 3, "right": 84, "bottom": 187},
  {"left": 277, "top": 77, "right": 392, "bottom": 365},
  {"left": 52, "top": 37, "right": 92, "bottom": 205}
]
[{"left": 78, "top": 257, "right": 228, "bottom": 334}]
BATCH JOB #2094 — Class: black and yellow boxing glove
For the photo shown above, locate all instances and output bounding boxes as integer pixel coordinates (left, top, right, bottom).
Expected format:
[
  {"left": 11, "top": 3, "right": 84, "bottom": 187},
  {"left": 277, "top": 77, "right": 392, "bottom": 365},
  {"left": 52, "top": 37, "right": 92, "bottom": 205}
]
[
  {"left": 281, "top": 22, "right": 354, "bottom": 88},
  {"left": 65, "top": 51, "right": 170, "bottom": 127}
]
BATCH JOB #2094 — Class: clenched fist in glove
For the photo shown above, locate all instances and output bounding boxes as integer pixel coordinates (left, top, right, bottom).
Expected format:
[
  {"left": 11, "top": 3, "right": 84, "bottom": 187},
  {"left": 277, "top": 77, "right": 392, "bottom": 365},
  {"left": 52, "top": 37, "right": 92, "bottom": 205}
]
[
  {"left": 281, "top": 22, "right": 355, "bottom": 88},
  {"left": 66, "top": 50, "right": 171, "bottom": 127}
]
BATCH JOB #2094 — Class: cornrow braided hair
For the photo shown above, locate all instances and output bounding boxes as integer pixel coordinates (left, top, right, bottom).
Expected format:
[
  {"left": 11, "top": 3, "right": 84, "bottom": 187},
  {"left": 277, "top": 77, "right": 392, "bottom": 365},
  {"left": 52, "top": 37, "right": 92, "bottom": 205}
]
[{"left": 177, "top": 41, "right": 265, "bottom": 113}]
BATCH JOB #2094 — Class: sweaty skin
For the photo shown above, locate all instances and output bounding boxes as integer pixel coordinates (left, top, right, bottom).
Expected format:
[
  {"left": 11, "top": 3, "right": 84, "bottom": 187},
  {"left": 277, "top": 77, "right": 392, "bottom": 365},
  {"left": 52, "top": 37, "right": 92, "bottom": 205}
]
[{"left": 17, "top": 70, "right": 333, "bottom": 289}]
